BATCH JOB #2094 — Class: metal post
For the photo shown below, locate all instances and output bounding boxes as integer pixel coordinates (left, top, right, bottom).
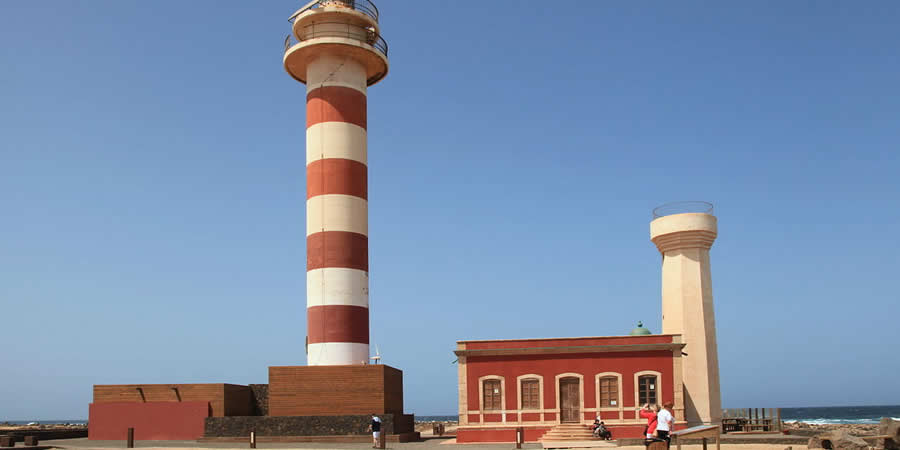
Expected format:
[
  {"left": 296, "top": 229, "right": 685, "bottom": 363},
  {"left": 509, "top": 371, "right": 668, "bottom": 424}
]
[
  {"left": 250, "top": 430, "right": 256, "bottom": 449},
  {"left": 516, "top": 426, "right": 524, "bottom": 449},
  {"left": 127, "top": 427, "right": 134, "bottom": 448},
  {"left": 702, "top": 437, "right": 707, "bottom": 450}
]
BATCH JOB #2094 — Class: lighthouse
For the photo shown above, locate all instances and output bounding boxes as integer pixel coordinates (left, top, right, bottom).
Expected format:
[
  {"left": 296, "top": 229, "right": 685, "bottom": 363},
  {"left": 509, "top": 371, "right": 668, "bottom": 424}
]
[
  {"left": 650, "top": 202, "right": 722, "bottom": 425},
  {"left": 283, "top": 0, "right": 388, "bottom": 366}
]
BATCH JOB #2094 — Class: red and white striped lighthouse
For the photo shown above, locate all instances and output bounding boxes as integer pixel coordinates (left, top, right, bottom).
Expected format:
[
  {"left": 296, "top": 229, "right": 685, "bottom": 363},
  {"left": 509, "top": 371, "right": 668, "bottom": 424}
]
[{"left": 283, "top": 0, "right": 388, "bottom": 366}]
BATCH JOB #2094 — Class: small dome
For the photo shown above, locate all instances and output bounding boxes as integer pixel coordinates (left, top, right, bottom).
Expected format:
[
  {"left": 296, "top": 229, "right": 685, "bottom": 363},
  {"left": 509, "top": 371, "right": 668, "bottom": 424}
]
[{"left": 630, "top": 321, "right": 652, "bottom": 335}]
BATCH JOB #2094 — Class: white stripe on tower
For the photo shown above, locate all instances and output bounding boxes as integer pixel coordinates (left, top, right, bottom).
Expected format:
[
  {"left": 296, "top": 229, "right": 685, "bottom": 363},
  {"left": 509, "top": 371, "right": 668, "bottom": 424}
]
[{"left": 306, "top": 55, "right": 370, "bottom": 366}]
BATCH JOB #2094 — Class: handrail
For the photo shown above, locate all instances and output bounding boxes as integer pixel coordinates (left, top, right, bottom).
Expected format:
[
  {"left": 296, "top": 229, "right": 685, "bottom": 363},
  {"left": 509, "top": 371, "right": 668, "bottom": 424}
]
[
  {"left": 289, "top": 0, "right": 379, "bottom": 23},
  {"left": 652, "top": 201, "right": 714, "bottom": 219},
  {"left": 285, "top": 21, "right": 388, "bottom": 57}
]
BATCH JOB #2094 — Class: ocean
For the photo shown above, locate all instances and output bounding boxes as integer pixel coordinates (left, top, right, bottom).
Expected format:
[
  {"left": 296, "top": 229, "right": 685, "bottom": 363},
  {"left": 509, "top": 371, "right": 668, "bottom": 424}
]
[
  {"left": 779, "top": 405, "right": 900, "bottom": 425},
  {"left": 7, "top": 405, "right": 900, "bottom": 426}
]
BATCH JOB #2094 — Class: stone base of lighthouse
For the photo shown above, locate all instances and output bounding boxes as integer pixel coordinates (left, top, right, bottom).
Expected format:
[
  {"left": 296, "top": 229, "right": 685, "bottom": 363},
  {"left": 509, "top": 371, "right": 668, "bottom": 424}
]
[{"left": 198, "top": 365, "right": 418, "bottom": 442}]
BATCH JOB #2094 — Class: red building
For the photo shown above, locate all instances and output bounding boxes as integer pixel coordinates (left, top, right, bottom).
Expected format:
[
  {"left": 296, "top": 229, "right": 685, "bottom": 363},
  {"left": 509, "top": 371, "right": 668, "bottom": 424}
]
[{"left": 454, "top": 333, "right": 687, "bottom": 443}]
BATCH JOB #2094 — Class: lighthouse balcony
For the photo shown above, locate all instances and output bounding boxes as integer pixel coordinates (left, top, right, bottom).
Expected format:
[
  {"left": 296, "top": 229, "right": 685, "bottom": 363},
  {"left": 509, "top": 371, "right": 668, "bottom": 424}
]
[
  {"left": 284, "top": 22, "right": 388, "bottom": 58},
  {"left": 283, "top": 1, "right": 389, "bottom": 86},
  {"left": 290, "top": 0, "right": 381, "bottom": 24}
]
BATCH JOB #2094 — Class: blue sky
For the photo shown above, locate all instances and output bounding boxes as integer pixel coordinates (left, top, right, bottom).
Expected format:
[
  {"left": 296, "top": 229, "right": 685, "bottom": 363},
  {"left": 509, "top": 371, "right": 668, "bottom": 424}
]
[{"left": 2, "top": 1, "right": 899, "bottom": 419}]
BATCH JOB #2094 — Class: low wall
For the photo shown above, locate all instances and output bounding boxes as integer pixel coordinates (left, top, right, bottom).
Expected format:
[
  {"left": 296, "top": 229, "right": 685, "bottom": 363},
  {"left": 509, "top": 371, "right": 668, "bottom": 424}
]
[
  {"left": 456, "top": 427, "right": 551, "bottom": 443},
  {"left": 89, "top": 402, "right": 209, "bottom": 440},
  {"left": 205, "top": 414, "right": 415, "bottom": 437},
  {"left": 0, "top": 429, "right": 87, "bottom": 442}
]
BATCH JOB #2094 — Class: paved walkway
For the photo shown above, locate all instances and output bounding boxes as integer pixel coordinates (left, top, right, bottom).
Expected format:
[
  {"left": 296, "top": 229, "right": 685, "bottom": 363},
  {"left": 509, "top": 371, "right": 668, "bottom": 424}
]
[
  {"left": 38, "top": 437, "right": 542, "bottom": 450},
  {"left": 35, "top": 437, "right": 809, "bottom": 450}
]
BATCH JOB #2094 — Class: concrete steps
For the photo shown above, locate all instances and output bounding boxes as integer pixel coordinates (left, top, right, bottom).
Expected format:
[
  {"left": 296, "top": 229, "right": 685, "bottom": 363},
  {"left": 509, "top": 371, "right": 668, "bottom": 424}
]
[{"left": 540, "top": 423, "right": 598, "bottom": 441}]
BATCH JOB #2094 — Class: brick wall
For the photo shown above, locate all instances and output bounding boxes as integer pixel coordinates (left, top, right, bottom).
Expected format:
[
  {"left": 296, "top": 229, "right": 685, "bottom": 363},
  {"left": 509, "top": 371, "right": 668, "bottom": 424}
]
[
  {"left": 268, "top": 365, "right": 404, "bottom": 416},
  {"left": 92, "top": 384, "right": 252, "bottom": 417}
]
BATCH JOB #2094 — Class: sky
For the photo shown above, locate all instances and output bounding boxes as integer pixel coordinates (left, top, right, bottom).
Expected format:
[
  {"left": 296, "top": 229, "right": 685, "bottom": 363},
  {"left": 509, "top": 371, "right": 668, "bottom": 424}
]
[{"left": 2, "top": 1, "right": 899, "bottom": 420}]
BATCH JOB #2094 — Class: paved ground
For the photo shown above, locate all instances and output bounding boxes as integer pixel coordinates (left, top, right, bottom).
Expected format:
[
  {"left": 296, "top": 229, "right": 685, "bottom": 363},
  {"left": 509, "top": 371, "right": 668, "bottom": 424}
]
[
  {"left": 30, "top": 437, "right": 809, "bottom": 450},
  {"left": 33, "top": 438, "right": 542, "bottom": 450}
]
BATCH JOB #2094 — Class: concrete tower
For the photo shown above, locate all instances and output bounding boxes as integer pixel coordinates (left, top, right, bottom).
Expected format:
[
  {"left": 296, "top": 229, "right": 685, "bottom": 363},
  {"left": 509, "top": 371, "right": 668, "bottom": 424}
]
[
  {"left": 284, "top": 0, "right": 388, "bottom": 366},
  {"left": 650, "top": 202, "right": 722, "bottom": 425}
]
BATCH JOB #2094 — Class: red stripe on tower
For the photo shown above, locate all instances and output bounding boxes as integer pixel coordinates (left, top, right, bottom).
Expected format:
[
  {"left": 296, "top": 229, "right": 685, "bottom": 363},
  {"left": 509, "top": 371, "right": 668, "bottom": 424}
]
[
  {"left": 306, "top": 159, "right": 368, "bottom": 200},
  {"left": 307, "top": 305, "right": 370, "bottom": 344},
  {"left": 306, "top": 86, "right": 367, "bottom": 129}
]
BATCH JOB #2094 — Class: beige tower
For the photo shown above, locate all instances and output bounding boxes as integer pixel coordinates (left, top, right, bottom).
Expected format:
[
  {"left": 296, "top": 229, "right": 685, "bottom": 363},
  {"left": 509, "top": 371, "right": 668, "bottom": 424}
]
[{"left": 650, "top": 202, "right": 722, "bottom": 426}]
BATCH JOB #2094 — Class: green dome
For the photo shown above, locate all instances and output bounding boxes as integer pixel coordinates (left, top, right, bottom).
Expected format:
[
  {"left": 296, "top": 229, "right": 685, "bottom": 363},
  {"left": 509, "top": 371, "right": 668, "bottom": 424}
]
[{"left": 630, "top": 321, "right": 652, "bottom": 335}]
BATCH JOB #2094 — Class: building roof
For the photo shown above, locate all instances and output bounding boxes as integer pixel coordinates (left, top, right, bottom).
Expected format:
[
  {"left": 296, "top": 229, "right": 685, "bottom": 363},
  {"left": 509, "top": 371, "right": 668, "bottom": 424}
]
[{"left": 454, "top": 334, "right": 684, "bottom": 357}]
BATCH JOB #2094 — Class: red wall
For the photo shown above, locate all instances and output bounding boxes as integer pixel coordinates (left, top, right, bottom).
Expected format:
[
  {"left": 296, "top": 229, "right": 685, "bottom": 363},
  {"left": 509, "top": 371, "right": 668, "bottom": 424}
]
[
  {"left": 456, "top": 427, "right": 551, "bottom": 443},
  {"left": 466, "top": 350, "right": 674, "bottom": 415},
  {"left": 88, "top": 402, "right": 210, "bottom": 440}
]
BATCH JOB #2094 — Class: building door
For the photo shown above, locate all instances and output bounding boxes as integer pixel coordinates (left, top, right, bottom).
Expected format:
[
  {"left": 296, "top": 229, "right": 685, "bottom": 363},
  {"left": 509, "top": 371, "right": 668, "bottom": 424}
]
[{"left": 559, "top": 377, "right": 580, "bottom": 422}]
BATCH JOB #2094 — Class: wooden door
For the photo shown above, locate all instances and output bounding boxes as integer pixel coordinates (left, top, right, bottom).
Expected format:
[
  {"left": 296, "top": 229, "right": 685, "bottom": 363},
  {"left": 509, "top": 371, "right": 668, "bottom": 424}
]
[{"left": 559, "top": 377, "right": 580, "bottom": 422}]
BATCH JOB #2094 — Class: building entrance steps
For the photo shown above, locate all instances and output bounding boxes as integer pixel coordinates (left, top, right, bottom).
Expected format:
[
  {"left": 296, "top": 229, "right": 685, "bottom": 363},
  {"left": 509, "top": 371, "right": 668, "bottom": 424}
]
[{"left": 539, "top": 423, "right": 612, "bottom": 444}]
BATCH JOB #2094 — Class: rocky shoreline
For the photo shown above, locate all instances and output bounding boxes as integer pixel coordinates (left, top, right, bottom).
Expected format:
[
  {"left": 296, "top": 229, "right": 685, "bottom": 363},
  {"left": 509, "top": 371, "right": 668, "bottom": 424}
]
[{"left": 784, "top": 421, "right": 879, "bottom": 436}]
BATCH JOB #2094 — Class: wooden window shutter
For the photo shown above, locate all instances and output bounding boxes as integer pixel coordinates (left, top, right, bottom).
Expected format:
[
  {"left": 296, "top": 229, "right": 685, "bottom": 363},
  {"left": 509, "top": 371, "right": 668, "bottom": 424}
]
[
  {"left": 521, "top": 379, "right": 539, "bottom": 409},
  {"left": 599, "top": 376, "right": 618, "bottom": 407},
  {"left": 483, "top": 379, "right": 502, "bottom": 411}
]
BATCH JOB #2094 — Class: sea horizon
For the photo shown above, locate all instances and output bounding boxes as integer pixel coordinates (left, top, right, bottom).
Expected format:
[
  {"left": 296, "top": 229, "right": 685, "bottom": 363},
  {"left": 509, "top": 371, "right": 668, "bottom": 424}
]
[{"left": 6, "top": 404, "right": 899, "bottom": 426}]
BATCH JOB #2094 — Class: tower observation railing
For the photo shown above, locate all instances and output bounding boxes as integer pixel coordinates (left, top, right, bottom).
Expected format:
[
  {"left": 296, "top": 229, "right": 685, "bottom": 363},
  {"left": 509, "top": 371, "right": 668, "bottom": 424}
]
[
  {"left": 652, "top": 201, "right": 714, "bottom": 218},
  {"left": 284, "top": 21, "right": 388, "bottom": 57},
  {"left": 289, "top": 0, "right": 380, "bottom": 23}
]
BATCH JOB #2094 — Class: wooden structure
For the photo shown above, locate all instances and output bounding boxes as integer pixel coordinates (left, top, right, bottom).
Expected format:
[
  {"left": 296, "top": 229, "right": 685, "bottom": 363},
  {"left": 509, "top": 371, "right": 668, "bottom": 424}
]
[
  {"left": 268, "top": 365, "right": 404, "bottom": 416},
  {"left": 92, "top": 384, "right": 252, "bottom": 417},
  {"left": 721, "top": 408, "right": 782, "bottom": 433},
  {"left": 671, "top": 424, "right": 720, "bottom": 450}
]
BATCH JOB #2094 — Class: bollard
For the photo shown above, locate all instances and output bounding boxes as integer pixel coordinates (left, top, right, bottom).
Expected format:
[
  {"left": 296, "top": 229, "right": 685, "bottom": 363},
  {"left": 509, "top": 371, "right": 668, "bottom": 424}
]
[
  {"left": 377, "top": 431, "right": 385, "bottom": 449},
  {"left": 250, "top": 430, "right": 256, "bottom": 449},
  {"left": 25, "top": 436, "right": 39, "bottom": 446},
  {"left": 516, "top": 426, "right": 524, "bottom": 449},
  {"left": 127, "top": 427, "right": 134, "bottom": 448}
]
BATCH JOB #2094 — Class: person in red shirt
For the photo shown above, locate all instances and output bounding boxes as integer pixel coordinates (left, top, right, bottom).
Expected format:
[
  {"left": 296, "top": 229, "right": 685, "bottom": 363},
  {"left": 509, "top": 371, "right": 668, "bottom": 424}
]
[{"left": 639, "top": 403, "right": 659, "bottom": 439}]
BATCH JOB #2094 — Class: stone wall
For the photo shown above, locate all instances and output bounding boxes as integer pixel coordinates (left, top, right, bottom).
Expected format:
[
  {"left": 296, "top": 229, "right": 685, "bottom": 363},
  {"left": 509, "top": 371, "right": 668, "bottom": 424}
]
[
  {"left": 204, "top": 414, "right": 415, "bottom": 437},
  {"left": 248, "top": 384, "right": 268, "bottom": 416}
]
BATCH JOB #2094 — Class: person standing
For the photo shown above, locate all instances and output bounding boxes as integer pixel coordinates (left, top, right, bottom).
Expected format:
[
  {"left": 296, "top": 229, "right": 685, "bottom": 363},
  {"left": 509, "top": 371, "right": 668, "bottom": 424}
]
[
  {"left": 639, "top": 403, "right": 659, "bottom": 439},
  {"left": 369, "top": 414, "right": 382, "bottom": 448},
  {"left": 656, "top": 402, "right": 675, "bottom": 444}
]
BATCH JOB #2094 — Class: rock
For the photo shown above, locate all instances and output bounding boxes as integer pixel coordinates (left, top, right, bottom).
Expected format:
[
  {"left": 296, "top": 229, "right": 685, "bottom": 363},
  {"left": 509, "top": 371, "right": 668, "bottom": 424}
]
[
  {"left": 875, "top": 417, "right": 900, "bottom": 449},
  {"left": 808, "top": 430, "right": 869, "bottom": 449}
]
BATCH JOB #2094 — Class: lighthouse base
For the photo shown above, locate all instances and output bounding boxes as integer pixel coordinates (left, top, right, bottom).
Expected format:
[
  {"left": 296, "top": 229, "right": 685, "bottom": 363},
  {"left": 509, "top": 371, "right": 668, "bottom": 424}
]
[
  {"left": 202, "top": 414, "right": 419, "bottom": 441},
  {"left": 202, "top": 365, "right": 417, "bottom": 441},
  {"left": 268, "top": 364, "right": 406, "bottom": 417}
]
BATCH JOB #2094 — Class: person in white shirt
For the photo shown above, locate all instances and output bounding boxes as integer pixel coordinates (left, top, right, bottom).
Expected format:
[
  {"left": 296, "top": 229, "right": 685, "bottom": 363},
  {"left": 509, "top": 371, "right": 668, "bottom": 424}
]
[{"left": 655, "top": 401, "right": 675, "bottom": 444}]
